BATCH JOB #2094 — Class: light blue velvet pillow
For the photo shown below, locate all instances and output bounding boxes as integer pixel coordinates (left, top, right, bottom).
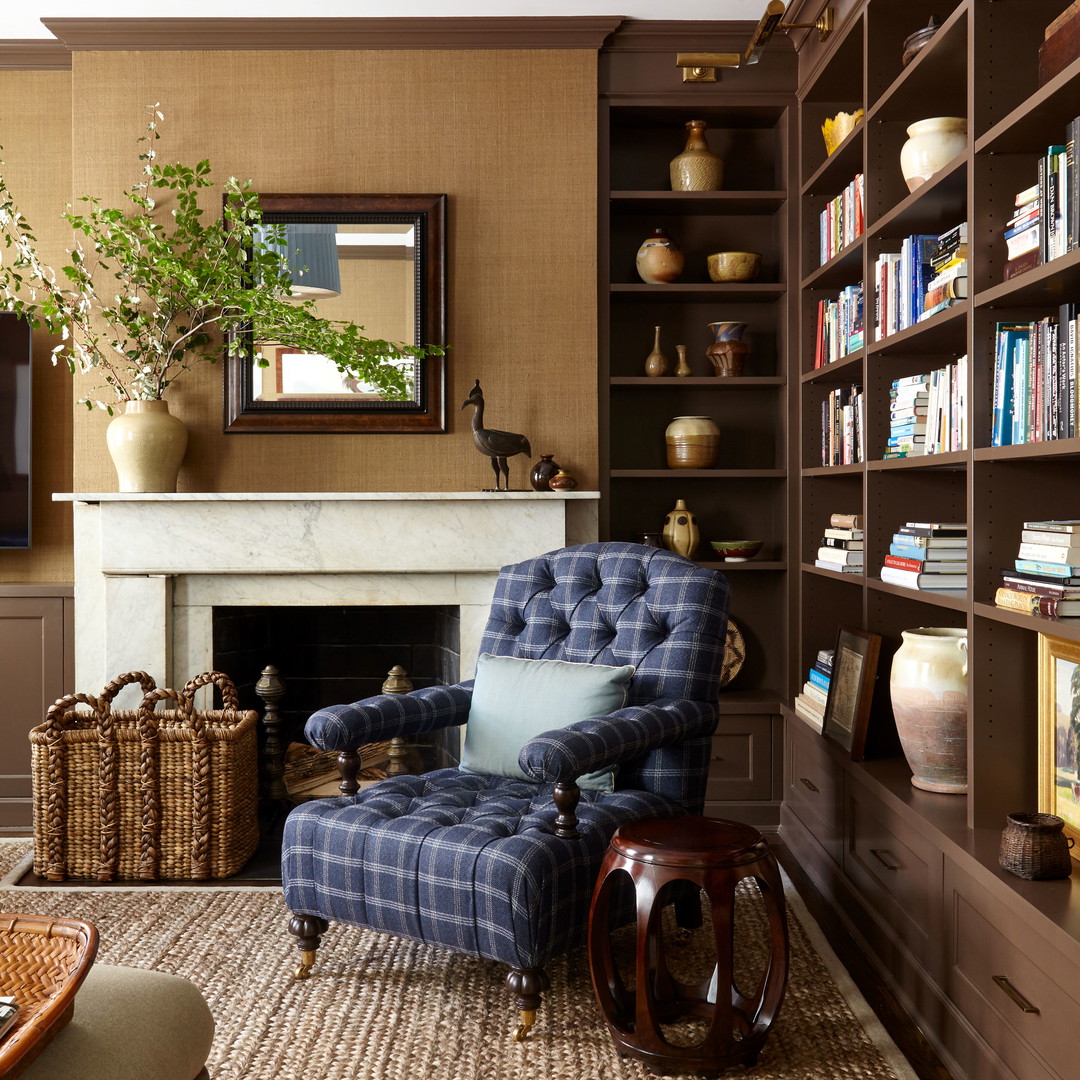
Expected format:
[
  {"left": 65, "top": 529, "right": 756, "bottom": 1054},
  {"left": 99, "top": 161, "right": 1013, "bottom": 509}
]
[{"left": 459, "top": 653, "right": 636, "bottom": 792}]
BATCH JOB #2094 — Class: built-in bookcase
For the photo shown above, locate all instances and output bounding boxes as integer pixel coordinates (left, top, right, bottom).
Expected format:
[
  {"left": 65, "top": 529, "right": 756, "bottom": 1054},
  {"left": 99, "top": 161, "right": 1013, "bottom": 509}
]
[{"left": 786, "top": 2, "right": 1080, "bottom": 1078}]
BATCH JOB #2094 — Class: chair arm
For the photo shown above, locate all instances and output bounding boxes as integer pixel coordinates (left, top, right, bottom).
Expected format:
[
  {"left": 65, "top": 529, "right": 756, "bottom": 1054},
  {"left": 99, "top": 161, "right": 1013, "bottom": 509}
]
[
  {"left": 304, "top": 682, "right": 474, "bottom": 751},
  {"left": 517, "top": 698, "right": 718, "bottom": 785}
]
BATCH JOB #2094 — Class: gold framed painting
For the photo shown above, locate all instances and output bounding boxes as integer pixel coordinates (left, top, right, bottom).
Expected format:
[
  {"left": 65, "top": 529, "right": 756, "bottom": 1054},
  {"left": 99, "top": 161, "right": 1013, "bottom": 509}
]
[{"left": 1038, "top": 633, "right": 1080, "bottom": 861}]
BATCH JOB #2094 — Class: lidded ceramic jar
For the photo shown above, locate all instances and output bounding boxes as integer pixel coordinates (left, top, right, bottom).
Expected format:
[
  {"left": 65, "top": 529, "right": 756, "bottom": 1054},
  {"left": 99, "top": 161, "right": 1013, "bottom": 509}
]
[
  {"left": 636, "top": 228, "right": 685, "bottom": 284},
  {"left": 665, "top": 415, "right": 720, "bottom": 469}
]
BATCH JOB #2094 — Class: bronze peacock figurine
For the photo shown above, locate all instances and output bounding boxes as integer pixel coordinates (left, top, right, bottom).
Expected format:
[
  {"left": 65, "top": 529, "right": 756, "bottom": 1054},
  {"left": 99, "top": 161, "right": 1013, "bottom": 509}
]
[{"left": 461, "top": 379, "right": 531, "bottom": 491}]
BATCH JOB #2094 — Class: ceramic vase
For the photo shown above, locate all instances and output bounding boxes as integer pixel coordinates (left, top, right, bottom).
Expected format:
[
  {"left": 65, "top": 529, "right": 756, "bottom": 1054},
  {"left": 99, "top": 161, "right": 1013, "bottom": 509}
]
[
  {"left": 899, "top": 117, "right": 967, "bottom": 193},
  {"left": 665, "top": 415, "right": 720, "bottom": 469},
  {"left": 644, "top": 326, "right": 671, "bottom": 376},
  {"left": 530, "top": 454, "right": 562, "bottom": 491},
  {"left": 662, "top": 499, "right": 700, "bottom": 559},
  {"left": 669, "top": 120, "right": 724, "bottom": 192},
  {"left": 889, "top": 627, "right": 969, "bottom": 793},
  {"left": 674, "top": 345, "right": 692, "bottom": 377},
  {"left": 705, "top": 322, "right": 751, "bottom": 377},
  {"left": 105, "top": 399, "right": 188, "bottom": 493},
  {"left": 636, "top": 228, "right": 685, "bottom": 284},
  {"left": 548, "top": 469, "right": 578, "bottom": 491}
]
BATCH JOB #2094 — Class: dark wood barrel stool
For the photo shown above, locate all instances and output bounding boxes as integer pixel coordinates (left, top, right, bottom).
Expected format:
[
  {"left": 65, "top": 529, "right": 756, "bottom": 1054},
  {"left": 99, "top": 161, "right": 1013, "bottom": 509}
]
[{"left": 587, "top": 816, "right": 789, "bottom": 1076}]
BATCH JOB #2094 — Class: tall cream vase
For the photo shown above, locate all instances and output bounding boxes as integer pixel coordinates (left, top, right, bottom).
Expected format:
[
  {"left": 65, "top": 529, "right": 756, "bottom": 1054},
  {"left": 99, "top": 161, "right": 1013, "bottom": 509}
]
[{"left": 105, "top": 400, "right": 188, "bottom": 492}]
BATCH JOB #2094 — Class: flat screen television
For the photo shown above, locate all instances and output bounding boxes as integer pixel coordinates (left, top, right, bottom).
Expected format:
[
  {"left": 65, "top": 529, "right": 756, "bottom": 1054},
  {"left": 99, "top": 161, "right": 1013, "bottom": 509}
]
[{"left": 0, "top": 313, "right": 31, "bottom": 548}]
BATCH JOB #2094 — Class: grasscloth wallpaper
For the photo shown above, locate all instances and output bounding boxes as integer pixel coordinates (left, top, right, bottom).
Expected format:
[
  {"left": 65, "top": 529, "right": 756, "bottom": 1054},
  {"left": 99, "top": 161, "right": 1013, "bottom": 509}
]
[
  {"left": 0, "top": 71, "right": 74, "bottom": 583},
  {"left": 70, "top": 49, "right": 599, "bottom": 497}
]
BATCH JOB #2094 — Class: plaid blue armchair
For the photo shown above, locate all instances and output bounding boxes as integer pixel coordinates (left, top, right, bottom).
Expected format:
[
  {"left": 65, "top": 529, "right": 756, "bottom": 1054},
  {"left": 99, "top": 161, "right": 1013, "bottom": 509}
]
[{"left": 281, "top": 542, "right": 730, "bottom": 1038}]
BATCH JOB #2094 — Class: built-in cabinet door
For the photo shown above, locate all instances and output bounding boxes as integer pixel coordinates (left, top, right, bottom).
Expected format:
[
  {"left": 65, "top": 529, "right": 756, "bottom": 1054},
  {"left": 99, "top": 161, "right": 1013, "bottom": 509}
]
[{"left": 0, "top": 593, "right": 72, "bottom": 833}]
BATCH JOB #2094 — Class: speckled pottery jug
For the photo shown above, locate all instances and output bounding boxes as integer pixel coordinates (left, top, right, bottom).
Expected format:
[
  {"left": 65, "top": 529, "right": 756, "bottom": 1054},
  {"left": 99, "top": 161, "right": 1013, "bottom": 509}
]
[
  {"left": 669, "top": 120, "right": 724, "bottom": 192},
  {"left": 105, "top": 399, "right": 188, "bottom": 493},
  {"left": 636, "top": 228, "right": 685, "bottom": 284},
  {"left": 889, "top": 627, "right": 969, "bottom": 793}
]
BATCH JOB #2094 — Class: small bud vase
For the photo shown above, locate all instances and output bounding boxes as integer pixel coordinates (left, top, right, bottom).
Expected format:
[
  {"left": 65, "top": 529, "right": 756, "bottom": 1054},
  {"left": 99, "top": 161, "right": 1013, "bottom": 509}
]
[
  {"left": 662, "top": 499, "right": 700, "bottom": 559},
  {"left": 105, "top": 399, "right": 188, "bottom": 492},
  {"left": 644, "top": 326, "right": 671, "bottom": 376},
  {"left": 674, "top": 345, "right": 692, "bottom": 377},
  {"left": 669, "top": 120, "right": 724, "bottom": 192}
]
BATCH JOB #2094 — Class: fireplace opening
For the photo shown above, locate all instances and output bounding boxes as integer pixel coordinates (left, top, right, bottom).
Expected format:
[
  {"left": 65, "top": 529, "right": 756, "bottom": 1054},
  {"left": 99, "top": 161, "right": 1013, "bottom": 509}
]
[{"left": 213, "top": 604, "right": 461, "bottom": 777}]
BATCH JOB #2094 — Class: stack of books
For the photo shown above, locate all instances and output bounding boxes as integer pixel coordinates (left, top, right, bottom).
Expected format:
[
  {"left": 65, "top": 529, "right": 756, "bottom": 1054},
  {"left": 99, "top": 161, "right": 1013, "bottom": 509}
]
[
  {"left": 815, "top": 513, "right": 864, "bottom": 574},
  {"left": 919, "top": 222, "right": 968, "bottom": 320},
  {"left": 880, "top": 522, "right": 968, "bottom": 590},
  {"left": 885, "top": 375, "right": 930, "bottom": 458},
  {"left": 1005, "top": 182, "right": 1041, "bottom": 280},
  {"left": 794, "top": 647, "right": 835, "bottom": 731},
  {"left": 995, "top": 520, "right": 1080, "bottom": 616}
]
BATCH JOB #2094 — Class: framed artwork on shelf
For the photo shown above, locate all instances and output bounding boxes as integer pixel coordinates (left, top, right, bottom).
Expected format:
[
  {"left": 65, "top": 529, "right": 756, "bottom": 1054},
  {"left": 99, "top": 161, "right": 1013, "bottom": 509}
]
[
  {"left": 822, "top": 626, "right": 882, "bottom": 762},
  {"left": 1038, "top": 633, "right": 1080, "bottom": 861}
]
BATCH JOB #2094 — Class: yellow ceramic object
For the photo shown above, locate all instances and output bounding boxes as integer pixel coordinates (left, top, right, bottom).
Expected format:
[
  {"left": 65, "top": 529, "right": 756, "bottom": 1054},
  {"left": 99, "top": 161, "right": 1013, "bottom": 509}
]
[
  {"left": 821, "top": 109, "right": 864, "bottom": 155},
  {"left": 706, "top": 251, "right": 762, "bottom": 283}
]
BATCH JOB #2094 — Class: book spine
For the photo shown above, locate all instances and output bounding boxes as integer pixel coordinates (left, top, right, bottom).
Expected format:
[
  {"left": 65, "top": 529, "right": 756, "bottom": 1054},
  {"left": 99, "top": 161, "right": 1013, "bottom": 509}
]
[
  {"left": 829, "top": 513, "right": 863, "bottom": 528},
  {"left": 1015, "top": 558, "right": 1080, "bottom": 576},
  {"left": 995, "top": 587, "right": 1063, "bottom": 616},
  {"left": 807, "top": 668, "right": 831, "bottom": 690}
]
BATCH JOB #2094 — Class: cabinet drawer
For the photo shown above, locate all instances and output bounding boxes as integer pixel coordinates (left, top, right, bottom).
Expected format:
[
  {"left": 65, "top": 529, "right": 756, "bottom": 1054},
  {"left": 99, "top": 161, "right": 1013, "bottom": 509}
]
[
  {"left": 843, "top": 779, "right": 940, "bottom": 971},
  {"left": 945, "top": 860, "right": 1080, "bottom": 1080},
  {"left": 705, "top": 715, "right": 774, "bottom": 802},
  {"left": 784, "top": 720, "right": 842, "bottom": 861}
]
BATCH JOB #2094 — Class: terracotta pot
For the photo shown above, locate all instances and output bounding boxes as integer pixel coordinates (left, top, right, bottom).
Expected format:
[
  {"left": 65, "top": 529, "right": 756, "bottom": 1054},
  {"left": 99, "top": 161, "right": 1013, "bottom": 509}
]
[
  {"left": 105, "top": 399, "right": 188, "bottom": 493},
  {"left": 889, "top": 627, "right": 968, "bottom": 793},
  {"left": 636, "top": 228, "right": 685, "bottom": 284},
  {"left": 706, "top": 321, "right": 751, "bottom": 377},
  {"left": 643, "top": 326, "right": 670, "bottom": 376},
  {"left": 669, "top": 120, "right": 724, "bottom": 192},
  {"left": 662, "top": 498, "right": 700, "bottom": 559},
  {"left": 529, "top": 454, "right": 562, "bottom": 491},
  {"left": 665, "top": 415, "right": 720, "bottom": 469},
  {"left": 899, "top": 117, "right": 967, "bottom": 193}
]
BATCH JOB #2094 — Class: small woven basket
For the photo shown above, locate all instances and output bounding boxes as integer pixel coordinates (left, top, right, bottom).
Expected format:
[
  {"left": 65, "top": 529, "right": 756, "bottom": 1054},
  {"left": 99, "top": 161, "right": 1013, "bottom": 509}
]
[
  {"left": 998, "top": 811, "right": 1074, "bottom": 880},
  {"left": 0, "top": 914, "right": 97, "bottom": 1077},
  {"left": 30, "top": 670, "right": 259, "bottom": 882}
]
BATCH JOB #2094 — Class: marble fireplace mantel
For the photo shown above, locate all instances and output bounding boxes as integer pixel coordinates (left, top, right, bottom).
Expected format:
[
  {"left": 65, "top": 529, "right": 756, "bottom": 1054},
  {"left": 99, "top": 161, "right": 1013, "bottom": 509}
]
[{"left": 55, "top": 491, "right": 599, "bottom": 705}]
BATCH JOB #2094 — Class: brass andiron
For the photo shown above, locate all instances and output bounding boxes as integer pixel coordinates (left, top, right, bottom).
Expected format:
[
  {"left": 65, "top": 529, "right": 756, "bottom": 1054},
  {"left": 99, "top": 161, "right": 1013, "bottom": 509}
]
[
  {"left": 255, "top": 664, "right": 289, "bottom": 807},
  {"left": 382, "top": 665, "right": 414, "bottom": 777}
]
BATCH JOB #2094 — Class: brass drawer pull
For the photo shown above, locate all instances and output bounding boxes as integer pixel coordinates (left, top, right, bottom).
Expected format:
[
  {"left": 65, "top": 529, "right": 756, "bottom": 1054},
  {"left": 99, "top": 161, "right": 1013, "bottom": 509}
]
[
  {"left": 870, "top": 848, "right": 899, "bottom": 871},
  {"left": 992, "top": 976, "right": 1039, "bottom": 1014},
  {"left": 799, "top": 777, "right": 820, "bottom": 793}
]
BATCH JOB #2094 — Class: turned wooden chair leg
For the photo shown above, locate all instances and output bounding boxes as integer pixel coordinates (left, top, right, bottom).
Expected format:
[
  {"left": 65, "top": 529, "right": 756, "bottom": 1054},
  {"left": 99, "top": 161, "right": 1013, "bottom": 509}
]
[
  {"left": 506, "top": 966, "right": 550, "bottom": 1040},
  {"left": 288, "top": 914, "right": 329, "bottom": 980}
]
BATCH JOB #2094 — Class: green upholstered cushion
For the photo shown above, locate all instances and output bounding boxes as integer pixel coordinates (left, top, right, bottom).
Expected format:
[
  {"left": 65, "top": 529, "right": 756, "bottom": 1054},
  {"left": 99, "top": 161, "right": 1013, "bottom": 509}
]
[
  {"left": 21, "top": 965, "right": 214, "bottom": 1080},
  {"left": 459, "top": 653, "right": 635, "bottom": 791}
]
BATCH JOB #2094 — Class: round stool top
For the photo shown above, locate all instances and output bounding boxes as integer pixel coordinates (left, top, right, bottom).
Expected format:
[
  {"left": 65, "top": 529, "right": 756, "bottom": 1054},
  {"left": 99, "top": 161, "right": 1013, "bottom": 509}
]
[{"left": 610, "top": 816, "right": 767, "bottom": 868}]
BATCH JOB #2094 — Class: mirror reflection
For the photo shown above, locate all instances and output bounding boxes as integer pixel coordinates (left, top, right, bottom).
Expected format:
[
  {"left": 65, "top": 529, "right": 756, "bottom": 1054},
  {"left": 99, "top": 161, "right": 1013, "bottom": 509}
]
[{"left": 224, "top": 194, "right": 446, "bottom": 434}]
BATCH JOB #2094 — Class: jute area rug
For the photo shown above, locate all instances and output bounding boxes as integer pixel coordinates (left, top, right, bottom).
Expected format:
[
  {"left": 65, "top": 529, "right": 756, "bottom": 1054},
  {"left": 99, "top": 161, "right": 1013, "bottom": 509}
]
[{"left": 0, "top": 840, "right": 916, "bottom": 1080}]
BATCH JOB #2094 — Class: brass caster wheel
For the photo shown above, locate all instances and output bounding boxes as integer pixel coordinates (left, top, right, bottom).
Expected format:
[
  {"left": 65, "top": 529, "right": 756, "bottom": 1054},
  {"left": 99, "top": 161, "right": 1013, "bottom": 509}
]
[
  {"left": 513, "top": 1024, "right": 530, "bottom": 1042},
  {"left": 294, "top": 963, "right": 311, "bottom": 980},
  {"left": 513, "top": 1009, "right": 536, "bottom": 1041}
]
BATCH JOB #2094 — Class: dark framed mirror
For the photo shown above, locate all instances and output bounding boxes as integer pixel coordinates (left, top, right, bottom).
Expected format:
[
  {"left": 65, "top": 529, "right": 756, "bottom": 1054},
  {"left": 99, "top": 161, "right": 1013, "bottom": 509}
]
[{"left": 223, "top": 193, "right": 447, "bottom": 433}]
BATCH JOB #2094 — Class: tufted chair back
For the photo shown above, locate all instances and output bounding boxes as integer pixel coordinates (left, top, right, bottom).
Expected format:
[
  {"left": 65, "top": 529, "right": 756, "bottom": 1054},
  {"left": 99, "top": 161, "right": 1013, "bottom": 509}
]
[{"left": 479, "top": 542, "right": 730, "bottom": 805}]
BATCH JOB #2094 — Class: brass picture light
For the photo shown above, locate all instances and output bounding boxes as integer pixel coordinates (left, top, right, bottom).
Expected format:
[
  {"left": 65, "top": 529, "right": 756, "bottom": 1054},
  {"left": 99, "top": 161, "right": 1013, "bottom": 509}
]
[{"left": 676, "top": 2, "right": 835, "bottom": 82}]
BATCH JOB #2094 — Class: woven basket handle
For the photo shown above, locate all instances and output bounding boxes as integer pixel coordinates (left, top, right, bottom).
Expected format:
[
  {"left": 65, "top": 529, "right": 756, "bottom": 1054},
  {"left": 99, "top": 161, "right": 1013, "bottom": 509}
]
[
  {"left": 43, "top": 693, "right": 101, "bottom": 740},
  {"left": 97, "top": 671, "right": 157, "bottom": 713},
  {"left": 181, "top": 670, "right": 241, "bottom": 710}
]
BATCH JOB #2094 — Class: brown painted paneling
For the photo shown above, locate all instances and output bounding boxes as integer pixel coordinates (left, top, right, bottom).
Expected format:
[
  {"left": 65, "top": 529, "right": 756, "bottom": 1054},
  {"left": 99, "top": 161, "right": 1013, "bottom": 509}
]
[
  {"left": 0, "top": 70, "right": 74, "bottom": 585},
  {"left": 68, "top": 47, "right": 599, "bottom": 495}
]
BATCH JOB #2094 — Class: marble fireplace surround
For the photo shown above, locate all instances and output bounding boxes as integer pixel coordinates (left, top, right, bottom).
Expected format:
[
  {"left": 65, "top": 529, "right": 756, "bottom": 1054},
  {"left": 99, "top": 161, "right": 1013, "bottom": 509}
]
[{"left": 55, "top": 491, "right": 599, "bottom": 707}]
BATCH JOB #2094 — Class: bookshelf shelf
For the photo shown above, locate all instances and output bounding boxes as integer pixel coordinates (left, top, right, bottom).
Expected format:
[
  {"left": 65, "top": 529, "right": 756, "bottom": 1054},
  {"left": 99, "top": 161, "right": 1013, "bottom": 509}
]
[
  {"left": 609, "top": 376, "right": 785, "bottom": 389},
  {"left": 973, "top": 601, "right": 1080, "bottom": 642}
]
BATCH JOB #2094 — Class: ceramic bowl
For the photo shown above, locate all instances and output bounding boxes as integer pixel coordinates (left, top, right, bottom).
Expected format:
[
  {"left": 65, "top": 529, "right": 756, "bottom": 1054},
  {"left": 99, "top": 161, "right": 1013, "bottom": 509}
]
[
  {"left": 711, "top": 539, "right": 764, "bottom": 562},
  {"left": 707, "top": 251, "right": 762, "bottom": 283},
  {"left": 821, "top": 109, "right": 864, "bottom": 155}
]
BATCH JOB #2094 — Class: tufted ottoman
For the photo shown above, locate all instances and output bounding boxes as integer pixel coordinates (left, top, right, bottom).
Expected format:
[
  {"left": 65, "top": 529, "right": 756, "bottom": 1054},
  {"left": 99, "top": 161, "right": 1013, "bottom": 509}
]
[{"left": 21, "top": 964, "right": 214, "bottom": 1080}]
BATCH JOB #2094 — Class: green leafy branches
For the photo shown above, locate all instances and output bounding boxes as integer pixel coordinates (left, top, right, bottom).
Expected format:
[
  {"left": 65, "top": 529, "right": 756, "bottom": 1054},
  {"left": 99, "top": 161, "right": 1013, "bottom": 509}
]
[{"left": 0, "top": 106, "right": 440, "bottom": 412}]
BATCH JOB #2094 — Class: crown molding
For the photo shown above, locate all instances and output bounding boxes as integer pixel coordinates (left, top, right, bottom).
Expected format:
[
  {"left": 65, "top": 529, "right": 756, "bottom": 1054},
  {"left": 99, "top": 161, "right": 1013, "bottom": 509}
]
[
  {"left": 41, "top": 16, "right": 625, "bottom": 51},
  {"left": 0, "top": 41, "right": 72, "bottom": 70},
  {"left": 603, "top": 17, "right": 790, "bottom": 53}
]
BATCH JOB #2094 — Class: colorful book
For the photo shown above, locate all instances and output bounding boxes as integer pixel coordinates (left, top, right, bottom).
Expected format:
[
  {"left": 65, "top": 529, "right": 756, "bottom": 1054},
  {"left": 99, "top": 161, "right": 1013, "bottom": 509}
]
[
  {"left": 890, "top": 533, "right": 967, "bottom": 549},
  {"left": 1015, "top": 558, "right": 1080, "bottom": 577},
  {"left": 888, "top": 545, "right": 967, "bottom": 563},
  {"left": 807, "top": 667, "right": 831, "bottom": 691},
  {"left": 995, "top": 587, "right": 1080, "bottom": 616},
  {"left": 883, "top": 554, "right": 967, "bottom": 573}
]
